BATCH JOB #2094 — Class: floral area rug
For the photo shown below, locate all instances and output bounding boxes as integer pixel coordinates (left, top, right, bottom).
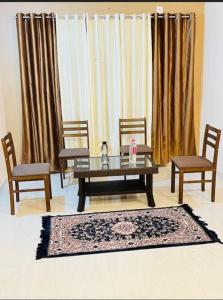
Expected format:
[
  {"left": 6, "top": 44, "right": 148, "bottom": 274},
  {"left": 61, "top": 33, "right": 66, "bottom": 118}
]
[{"left": 36, "top": 204, "right": 222, "bottom": 259}]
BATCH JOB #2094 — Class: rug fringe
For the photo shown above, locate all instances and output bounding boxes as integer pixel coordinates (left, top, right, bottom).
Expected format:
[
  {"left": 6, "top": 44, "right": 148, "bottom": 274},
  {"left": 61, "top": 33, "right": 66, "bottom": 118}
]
[
  {"left": 181, "top": 204, "right": 223, "bottom": 244},
  {"left": 36, "top": 216, "right": 51, "bottom": 260}
]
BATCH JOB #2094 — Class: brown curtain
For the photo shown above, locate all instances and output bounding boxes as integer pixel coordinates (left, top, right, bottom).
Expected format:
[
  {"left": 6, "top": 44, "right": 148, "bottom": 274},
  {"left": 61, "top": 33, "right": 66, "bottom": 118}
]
[
  {"left": 151, "top": 13, "right": 196, "bottom": 165},
  {"left": 16, "top": 13, "right": 63, "bottom": 171}
]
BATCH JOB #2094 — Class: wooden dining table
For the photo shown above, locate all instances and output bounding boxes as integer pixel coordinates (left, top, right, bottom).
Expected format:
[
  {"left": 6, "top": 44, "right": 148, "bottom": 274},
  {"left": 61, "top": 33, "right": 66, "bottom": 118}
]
[{"left": 73, "top": 155, "right": 159, "bottom": 212}]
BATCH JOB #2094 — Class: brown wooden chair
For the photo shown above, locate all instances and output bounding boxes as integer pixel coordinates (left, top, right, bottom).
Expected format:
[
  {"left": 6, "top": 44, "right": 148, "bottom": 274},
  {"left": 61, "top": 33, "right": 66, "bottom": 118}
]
[
  {"left": 171, "top": 124, "right": 221, "bottom": 204},
  {"left": 58, "top": 120, "right": 90, "bottom": 188},
  {"left": 1, "top": 132, "right": 52, "bottom": 215},
  {"left": 119, "top": 117, "right": 153, "bottom": 158}
]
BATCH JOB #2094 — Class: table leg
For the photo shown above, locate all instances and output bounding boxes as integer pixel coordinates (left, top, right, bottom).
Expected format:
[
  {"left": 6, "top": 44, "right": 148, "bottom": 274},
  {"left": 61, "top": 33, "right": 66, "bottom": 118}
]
[
  {"left": 139, "top": 174, "right": 145, "bottom": 184},
  {"left": 146, "top": 174, "right": 155, "bottom": 207},
  {"left": 77, "top": 178, "right": 86, "bottom": 212}
]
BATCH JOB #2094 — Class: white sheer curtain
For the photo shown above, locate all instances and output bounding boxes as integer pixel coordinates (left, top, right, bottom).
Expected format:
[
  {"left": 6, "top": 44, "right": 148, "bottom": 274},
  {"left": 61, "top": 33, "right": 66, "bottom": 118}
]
[
  {"left": 56, "top": 15, "right": 90, "bottom": 150},
  {"left": 56, "top": 13, "right": 152, "bottom": 156},
  {"left": 119, "top": 14, "right": 152, "bottom": 146},
  {"left": 86, "top": 14, "right": 122, "bottom": 155}
]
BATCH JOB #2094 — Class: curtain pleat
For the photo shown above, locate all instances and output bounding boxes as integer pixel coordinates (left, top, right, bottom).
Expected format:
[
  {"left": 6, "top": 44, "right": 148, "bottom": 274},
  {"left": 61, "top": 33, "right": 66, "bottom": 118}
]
[
  {"left": 151, "top": 13, "right": 196, "bottom": 165},
  {"left": 16, "top": 13, "right": 63, "bottom": 171}
]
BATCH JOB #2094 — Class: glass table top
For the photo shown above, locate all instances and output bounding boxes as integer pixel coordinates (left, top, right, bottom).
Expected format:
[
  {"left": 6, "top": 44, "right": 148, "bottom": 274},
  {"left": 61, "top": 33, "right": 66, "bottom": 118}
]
[{"left": 74, "top": 155, "right": 156, "bottom": 172}]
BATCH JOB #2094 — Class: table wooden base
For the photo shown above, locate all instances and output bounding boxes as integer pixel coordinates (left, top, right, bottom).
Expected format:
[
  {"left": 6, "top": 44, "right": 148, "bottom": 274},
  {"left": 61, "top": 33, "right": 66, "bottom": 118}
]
[{"left": 77, "top": 174, "right": 155, "bottom": 212}]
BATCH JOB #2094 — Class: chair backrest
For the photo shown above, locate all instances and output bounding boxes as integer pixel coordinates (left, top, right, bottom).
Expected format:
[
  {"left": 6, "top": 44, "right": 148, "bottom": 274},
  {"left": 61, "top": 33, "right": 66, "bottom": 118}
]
[
  {"left": 61, "top": 120, "right": 89, "bottom": 149},
  {"left": 1, "top": 132, "right": 17, "bottom": 179},
  {"left": 119, "top": 117, "right": 147, "bottom": 146},
  {"left": 202, "top": 124, "right": 221, "bottom": 167}
]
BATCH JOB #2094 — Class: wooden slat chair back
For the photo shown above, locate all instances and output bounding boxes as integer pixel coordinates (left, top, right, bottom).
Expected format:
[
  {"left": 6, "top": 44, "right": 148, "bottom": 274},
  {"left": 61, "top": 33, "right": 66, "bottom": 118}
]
[
  {"left": 202, "top": 124, "right": 221, "bottom": 166},
  {"left": 119, "top": 117, "right": 153, "bottom": 181},
  {"left": 171, "top": 124, "right": 221, "bottom": 204},
  {"left": 119, "top": 117, "right": 153, "bottom": 160},
  {"left": 1, "top": 132, "right": 52, "bottom": 215},
  {"left": 1, "top": 132, "right": 17, "bottom": 179},
  {"left": 62, "top": 120, "right": 89, "bottom": 149},
  {"left": 59, "top": 120, "right": 90, "bottom": 188},
  {"left": 119, "top": 117, "right": 147, "bottom": 147}
]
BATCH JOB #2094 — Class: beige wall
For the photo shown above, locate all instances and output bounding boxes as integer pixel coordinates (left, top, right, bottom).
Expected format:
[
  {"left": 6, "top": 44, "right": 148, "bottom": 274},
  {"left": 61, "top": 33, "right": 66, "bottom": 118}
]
[
  {"left": 0, "top": 79, "right": 7, "bottom": 185},
  {"left": 0, "top": 2, "right": 204, "bottom": 179}
]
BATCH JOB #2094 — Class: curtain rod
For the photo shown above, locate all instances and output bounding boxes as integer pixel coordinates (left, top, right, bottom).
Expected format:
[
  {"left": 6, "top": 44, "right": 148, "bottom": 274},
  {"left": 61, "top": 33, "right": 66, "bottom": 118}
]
[{"left": 18, "top": 14, "right": 191, "bottom": 20}]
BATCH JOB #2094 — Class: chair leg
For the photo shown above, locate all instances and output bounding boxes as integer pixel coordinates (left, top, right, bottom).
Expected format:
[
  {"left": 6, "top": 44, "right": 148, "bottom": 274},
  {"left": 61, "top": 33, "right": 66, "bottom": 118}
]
[
  {"left": 44, "top": 177, "right": 51, "bottom": 212},
  {"left": 59, "top": 159, "right": 64, "bottom": 189},
  {"left": 171, "top": 161, "right": 175, "bottom": 193},
  {"left": 8, "top": 180, "right": 15, "bottom": 215},
  {"left": 211, "top": 170, "right": 217, "bottom": 202},
  {"left": 201, "top": 171, "right": 205, "bottom": 191},
  {"left": 49, "top": 175, "right": 52, "bottom": 199},
  {"left": 179, "top": 171, "right": 184, "bottom": 204},
  {"left": 15, "top": 181, "right": 20, "bottom": 202},
  {"left": 63, "top": 160, "right": 66, "bottom": 179}
]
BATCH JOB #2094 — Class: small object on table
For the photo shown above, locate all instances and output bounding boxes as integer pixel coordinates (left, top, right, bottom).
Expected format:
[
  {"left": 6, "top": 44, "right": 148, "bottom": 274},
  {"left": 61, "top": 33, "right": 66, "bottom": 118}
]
[
  {"left": 129, "top": 138, "right": 137, "bottom": 164},
  {"left": 101, "top": 141, "right": 109, "bottom": 166}
]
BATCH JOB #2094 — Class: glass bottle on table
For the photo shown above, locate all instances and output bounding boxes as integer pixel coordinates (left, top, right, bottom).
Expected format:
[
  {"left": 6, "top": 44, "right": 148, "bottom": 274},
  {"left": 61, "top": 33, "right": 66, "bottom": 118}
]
[
  {"left": 101, "top": 141, "right": 109, "bottom": 165},
  {"left": 129, "top": 138, "right": 137, "bottom": 164}
]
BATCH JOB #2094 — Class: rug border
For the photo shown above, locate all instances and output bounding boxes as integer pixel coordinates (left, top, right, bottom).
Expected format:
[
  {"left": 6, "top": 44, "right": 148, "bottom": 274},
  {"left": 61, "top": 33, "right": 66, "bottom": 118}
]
[
  {"left": 36, "top": 204, "right": 222, "bottom": 260},
  {"left": 180, "top": 204, "right": 222, "bottom": 243}
]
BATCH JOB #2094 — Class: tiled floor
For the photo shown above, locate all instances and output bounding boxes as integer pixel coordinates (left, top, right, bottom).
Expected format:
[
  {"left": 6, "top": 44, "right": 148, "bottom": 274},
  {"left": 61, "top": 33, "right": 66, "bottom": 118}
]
[{"left": 0, "top": 166, "right": 223, "bottom": 299}]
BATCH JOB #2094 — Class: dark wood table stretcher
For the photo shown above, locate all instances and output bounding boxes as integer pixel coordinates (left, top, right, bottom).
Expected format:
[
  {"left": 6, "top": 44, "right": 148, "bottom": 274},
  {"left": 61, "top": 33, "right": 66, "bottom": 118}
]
[{"left": 73, "top": 155, "right": 158, "bottom": 212}]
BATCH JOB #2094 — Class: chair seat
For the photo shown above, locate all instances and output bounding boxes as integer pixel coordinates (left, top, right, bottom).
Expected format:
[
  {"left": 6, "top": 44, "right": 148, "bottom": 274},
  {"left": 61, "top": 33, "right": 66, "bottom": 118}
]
[
  {"left": 120, "top": 144, "right": 153, "bottom": 155},
  {"left": 59, "top": 148, "right": 89, "bottom": 159},
  {"left": 172, "top": 156, "right": 213, "bottom": 170},
  {"left": 12, "top": 163, "right": 50, "bottom": 177}
]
